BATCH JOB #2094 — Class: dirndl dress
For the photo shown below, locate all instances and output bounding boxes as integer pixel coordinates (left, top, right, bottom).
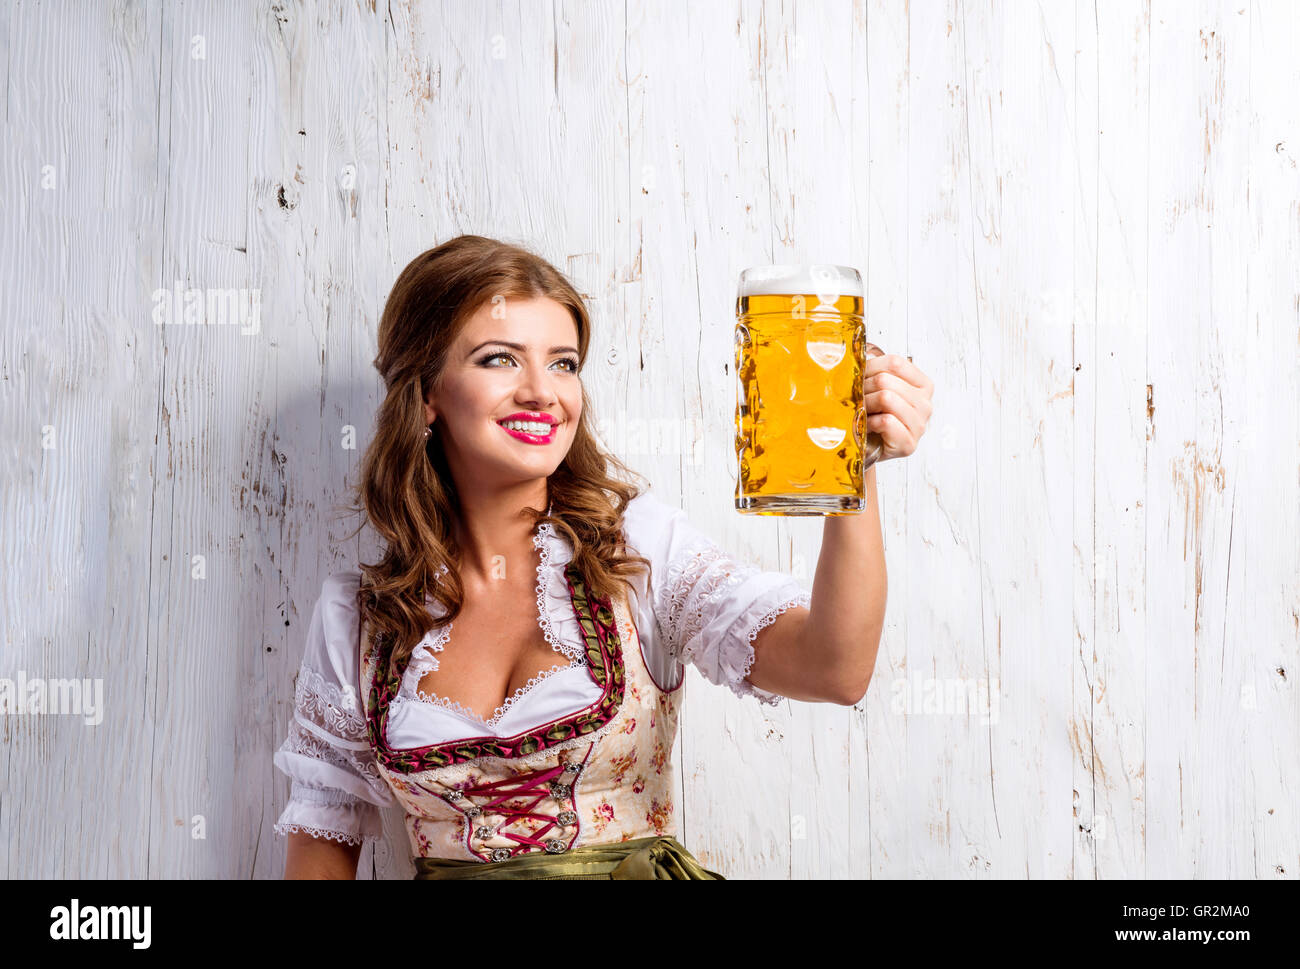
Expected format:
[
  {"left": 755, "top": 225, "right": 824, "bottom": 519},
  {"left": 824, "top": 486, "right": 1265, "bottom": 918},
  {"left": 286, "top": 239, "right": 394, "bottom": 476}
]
[{"left": 361, "top": 561, "right": 724, "bottom": 880}]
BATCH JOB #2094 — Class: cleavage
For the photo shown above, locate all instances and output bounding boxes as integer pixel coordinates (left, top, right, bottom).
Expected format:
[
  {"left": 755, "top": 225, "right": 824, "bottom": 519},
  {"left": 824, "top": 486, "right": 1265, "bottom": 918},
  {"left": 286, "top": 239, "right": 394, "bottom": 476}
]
[{"left": 415, "top": 589, "right": 569, "bottom": 727}]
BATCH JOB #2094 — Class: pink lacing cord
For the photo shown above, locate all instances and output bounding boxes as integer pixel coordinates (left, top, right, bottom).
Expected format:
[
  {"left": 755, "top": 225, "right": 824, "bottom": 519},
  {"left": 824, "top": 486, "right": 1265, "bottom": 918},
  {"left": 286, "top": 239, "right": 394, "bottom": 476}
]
[{"left": 463, "top": 762, "right": 570, "bottom": 853}]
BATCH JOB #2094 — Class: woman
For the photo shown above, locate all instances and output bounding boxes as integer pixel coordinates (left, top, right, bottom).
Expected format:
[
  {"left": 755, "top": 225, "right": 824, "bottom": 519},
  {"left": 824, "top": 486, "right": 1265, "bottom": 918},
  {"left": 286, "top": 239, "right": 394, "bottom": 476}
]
[{"left": 272, "top": 235, "right": 935, "bottom": 878}]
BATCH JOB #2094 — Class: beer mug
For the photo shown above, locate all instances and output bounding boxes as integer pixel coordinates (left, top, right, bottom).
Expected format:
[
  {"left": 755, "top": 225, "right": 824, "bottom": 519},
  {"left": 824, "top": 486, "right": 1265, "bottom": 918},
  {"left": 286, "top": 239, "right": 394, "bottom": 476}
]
[{"left": 734, "top": 264, "right": 884, "bottom": 515}]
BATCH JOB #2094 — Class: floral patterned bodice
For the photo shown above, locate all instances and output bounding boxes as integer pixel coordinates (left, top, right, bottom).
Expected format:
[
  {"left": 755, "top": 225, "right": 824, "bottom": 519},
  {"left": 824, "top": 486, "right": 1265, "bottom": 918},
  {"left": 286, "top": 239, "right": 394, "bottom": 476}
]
[{"left": 360, "top": 563, "right": 680, "bottom": 861}]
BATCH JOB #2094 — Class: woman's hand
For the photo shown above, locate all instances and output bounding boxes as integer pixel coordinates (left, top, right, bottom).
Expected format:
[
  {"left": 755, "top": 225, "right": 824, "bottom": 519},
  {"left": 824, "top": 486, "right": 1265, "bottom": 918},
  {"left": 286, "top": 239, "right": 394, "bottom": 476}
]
[{"left": 862, "top": 347, "right": 935, "bottom": 461}]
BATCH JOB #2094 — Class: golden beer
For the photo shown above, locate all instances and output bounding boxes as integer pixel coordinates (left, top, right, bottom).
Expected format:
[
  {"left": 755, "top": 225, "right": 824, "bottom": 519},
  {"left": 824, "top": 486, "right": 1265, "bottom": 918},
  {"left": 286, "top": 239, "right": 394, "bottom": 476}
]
[{"left": 734, "top": 265, "right": 883, "bottom": 515}]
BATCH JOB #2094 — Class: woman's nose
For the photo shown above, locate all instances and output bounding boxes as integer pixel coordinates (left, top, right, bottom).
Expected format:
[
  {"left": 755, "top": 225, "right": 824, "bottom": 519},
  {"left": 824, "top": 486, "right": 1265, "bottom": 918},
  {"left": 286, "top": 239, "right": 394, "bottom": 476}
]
[{"left": 515, "top": 363, "right": 557, "bottom": 406}]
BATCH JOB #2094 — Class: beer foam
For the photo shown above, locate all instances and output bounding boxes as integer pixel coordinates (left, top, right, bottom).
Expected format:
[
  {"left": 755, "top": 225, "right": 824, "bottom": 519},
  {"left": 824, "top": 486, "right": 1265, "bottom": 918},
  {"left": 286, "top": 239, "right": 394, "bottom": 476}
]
[{"left": 737, "top": 264, "right": 863, "bottom": 298}]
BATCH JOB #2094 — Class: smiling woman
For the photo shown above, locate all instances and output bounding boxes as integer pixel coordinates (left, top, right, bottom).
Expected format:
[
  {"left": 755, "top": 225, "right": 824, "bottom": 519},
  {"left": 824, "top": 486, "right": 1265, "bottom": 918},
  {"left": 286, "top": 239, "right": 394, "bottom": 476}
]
[
  {"left": 424, "top": 304, "right": 581, "bottom": 474},
  {"left": 273, "top": 235, "right": 823, "bottom": 880}
]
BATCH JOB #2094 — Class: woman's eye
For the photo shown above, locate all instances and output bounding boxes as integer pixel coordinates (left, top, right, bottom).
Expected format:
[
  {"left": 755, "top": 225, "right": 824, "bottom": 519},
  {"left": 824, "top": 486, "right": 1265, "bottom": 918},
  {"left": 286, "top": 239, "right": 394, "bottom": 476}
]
[{"left": 481, "top": 352, "right": 579, "bottom": 374}]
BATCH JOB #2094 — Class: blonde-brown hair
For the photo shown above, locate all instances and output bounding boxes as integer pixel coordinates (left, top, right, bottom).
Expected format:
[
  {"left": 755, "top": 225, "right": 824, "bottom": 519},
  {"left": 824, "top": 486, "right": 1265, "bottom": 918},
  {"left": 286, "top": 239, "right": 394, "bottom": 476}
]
[{"left": 347, "top": 234, "right": 652, "bottom": 684}]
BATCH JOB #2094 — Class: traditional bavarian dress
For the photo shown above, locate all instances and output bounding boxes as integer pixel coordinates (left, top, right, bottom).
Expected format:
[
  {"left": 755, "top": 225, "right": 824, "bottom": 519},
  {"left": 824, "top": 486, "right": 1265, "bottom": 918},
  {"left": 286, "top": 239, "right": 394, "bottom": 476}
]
[{"left": 273, "top": 488, "right": 812, "bottom": 878}]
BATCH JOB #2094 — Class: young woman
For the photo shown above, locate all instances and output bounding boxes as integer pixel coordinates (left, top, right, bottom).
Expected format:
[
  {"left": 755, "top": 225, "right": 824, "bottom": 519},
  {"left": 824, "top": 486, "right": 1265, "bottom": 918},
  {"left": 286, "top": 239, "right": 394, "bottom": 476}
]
[{"left": 272, "top": 235, "right": 934, "bottom": 879}]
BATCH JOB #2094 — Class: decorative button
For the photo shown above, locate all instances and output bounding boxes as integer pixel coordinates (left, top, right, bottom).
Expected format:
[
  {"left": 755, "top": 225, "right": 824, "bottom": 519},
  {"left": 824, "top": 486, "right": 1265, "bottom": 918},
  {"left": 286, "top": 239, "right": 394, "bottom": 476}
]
[
  {"left": 549, "top": 782, "right": 572, "bottom": 799},
  {"left": 556, "top": 811, "right": 577, "bottom": 826},
  {"left": 463, "top": 806, "right": 482, "bottom": 820},
  {"left": 474, "top": 826, "right": 495, "bottom": 841},
  {"left": 545, "top": 838, "right": 567, "bottom": 853},
  {"left": 443, "top": 790, "right": 464, "bottom": 801},
  {"left": 490, "top": 848, "right": 512, "bottom": 863},
  {"left": 564, "top": 762, "right": 584, "bottom": 776}
]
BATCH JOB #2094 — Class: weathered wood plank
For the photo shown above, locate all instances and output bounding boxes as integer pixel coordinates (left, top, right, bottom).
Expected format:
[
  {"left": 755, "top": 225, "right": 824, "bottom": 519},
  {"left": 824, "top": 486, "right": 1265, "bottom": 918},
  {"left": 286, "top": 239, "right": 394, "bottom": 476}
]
[{"left": 2, "top": 0, "right": 1293, "bottom": 880}]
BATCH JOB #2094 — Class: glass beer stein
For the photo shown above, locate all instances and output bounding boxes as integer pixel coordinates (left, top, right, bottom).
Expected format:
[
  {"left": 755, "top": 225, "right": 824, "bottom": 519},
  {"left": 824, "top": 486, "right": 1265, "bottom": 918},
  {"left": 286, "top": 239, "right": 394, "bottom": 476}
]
[{"left": 734, "top": 264, "right": 884, "bottom": 515}]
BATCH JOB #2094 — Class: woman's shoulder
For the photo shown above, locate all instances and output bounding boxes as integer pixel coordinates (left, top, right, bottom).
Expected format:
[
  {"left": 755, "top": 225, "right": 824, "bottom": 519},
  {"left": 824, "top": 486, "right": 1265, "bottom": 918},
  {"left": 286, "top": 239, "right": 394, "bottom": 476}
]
[
  {"left": 620, "top": 487, "right": 719, "bottom": 563},
  {"left": 315, "top": 569, "right": 364, "bottom": 623},
  {"left": 319, "top": 568, "right": 362, "bottom": 601},
  {"left": 287, "top": 569, "right": 369, "bottom": 713},
  {"left": 307, "top": 570, "right": 366, "bottom": 661},
  {"left": 620, "top": 486, "right": 682, "bottom": 542}
]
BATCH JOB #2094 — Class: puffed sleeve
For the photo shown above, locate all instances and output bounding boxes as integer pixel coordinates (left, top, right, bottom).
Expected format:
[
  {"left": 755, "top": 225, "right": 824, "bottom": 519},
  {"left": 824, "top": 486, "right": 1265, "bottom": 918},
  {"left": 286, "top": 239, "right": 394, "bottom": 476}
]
[
  {"left": 272, "top": 570, "right": 395, "bottom": 846},
  {"left": 622, "top": 489, "right": 812, "bottom": 706}
]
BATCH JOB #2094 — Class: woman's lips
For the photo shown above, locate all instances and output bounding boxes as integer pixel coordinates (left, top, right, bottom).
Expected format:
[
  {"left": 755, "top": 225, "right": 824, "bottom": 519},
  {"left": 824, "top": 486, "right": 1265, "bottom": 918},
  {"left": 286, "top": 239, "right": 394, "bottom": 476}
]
[{"left": 496, "top": 419, "right": 558, "bottom": 444}]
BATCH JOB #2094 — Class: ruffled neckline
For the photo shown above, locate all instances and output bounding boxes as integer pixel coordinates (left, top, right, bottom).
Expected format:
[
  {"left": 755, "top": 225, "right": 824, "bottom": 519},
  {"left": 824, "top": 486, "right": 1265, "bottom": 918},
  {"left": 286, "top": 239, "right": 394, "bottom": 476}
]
[{"left": 399, "top": 514, "right": 585, "bottom": 730}]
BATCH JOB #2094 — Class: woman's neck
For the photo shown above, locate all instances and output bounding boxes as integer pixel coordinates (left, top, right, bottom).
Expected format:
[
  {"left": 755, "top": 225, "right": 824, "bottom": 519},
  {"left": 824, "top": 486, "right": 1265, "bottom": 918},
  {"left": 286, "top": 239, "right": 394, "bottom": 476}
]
[{"left": 450, "top": 491, "right": 550, "bottom": 587}]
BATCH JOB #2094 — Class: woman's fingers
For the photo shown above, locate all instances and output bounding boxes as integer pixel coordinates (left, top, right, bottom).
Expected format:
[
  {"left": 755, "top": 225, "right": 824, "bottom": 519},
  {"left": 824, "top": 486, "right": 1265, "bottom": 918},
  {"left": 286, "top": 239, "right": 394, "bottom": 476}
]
[
  {"left": 864, "top": 387, "right": 925, "bottom": 455},
  {"left": 863, "top": 353, "right": 934, "bottom": 396},
  {"left": 862, "top": 353, "right": 935, "bottom": 460}
]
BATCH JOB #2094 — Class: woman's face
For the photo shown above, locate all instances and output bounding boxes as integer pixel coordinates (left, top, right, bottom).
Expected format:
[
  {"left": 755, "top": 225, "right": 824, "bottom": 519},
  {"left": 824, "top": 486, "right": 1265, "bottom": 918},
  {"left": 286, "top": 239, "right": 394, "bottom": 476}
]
[{"left": 424, "top": 296, "right": 583, "bottom": 490}]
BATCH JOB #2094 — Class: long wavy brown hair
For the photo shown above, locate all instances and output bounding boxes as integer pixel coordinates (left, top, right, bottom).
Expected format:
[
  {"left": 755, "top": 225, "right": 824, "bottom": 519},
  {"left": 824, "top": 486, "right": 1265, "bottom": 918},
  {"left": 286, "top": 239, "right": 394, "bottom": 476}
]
[{"left": 348, "top": 234, "right": 652, "bottom": 685}]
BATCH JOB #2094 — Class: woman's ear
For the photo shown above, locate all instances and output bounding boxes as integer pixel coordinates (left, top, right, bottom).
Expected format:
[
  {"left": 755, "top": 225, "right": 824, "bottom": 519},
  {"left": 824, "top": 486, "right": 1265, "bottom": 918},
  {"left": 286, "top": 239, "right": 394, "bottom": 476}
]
[{"left": 423, "top": 392, "right": 436, "bottom": 425}]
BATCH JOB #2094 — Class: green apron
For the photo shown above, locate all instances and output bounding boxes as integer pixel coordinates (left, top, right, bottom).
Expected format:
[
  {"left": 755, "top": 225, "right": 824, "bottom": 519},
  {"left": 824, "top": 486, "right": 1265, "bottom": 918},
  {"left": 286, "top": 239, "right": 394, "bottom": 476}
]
[{"left": 413, "top": 835, "right": 725, "bottom": 880}]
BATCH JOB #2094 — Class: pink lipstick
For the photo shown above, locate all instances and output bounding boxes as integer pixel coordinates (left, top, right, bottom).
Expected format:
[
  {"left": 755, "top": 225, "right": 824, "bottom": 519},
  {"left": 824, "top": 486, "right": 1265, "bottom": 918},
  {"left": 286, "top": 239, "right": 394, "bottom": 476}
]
[{"left": 496, "top": 413, "right": 560, "bottom": 445}]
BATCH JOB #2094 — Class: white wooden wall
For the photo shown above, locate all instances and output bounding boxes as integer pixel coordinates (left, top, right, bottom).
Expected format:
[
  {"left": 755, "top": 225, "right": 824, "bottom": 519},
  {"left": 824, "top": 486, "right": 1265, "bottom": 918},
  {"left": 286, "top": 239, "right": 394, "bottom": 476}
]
[{"left": 2, "top": 0, "right": 1295, "bottom": 880}]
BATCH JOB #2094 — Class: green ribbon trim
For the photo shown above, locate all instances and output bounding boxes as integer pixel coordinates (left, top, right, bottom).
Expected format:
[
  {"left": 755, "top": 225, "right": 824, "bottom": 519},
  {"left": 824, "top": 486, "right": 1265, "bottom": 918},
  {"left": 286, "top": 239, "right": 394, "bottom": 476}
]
[{"left": 412, "top": 835, "right": 725, "bottom": 880}]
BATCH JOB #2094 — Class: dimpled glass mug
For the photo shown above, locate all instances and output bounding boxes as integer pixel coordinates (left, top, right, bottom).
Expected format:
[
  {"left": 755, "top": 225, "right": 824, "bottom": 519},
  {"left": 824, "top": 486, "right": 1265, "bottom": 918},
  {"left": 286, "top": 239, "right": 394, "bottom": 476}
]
[{"left": 734, "top": 264, "right": 884, "bottom": 515}]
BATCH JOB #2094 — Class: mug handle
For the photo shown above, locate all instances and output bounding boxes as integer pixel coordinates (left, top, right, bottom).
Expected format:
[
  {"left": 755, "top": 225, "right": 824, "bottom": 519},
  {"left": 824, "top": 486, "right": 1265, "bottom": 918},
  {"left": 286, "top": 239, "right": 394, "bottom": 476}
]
[{"left": 861, "top": 342, "right": 886, "bottom": 471}]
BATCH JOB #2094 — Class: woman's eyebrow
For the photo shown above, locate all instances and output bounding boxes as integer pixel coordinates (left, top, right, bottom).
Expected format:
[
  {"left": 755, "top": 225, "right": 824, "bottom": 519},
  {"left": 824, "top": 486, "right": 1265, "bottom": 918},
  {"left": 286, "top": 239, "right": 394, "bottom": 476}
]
[{"left": 468, "top": 340, "right": 579, "bottom": 355}]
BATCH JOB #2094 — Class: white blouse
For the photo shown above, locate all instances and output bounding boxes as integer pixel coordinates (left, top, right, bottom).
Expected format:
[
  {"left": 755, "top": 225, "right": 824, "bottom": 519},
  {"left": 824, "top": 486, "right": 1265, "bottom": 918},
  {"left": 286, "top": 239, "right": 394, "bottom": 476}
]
[{"left": 272, "top": 487, "right": 812, "bottom": 847}]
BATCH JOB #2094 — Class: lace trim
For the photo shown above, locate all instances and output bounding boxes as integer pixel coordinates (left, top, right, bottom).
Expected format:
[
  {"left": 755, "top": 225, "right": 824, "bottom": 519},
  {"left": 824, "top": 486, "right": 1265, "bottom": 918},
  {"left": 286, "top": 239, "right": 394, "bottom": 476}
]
[
  {"left": 659, "top": 543, "right": 762, "bottom": 659},
  {"left": 736, "top": 589, "right": 811, "bottom": 706},
  {"left": 273, "top": 822, "right": 373, "bottom": 846},
  {"left": 405, "top": 518, "right": 585, "bottom": 724},
  {"left": 406, "top": 623, "right": 450, "bottom": 684},
  {"left": 534, "top": 521, "right": 585, "bottom": 663},
  {"left": 743, "top": 589, "right": 812, "bottom": 645},
  {"left": 277, "top": 721, "right": 390, "bottom": 801},
  {"left": 294, "top": 665, "right": 365, "bottom": 741},
  {"left": 412, "top": 659, "right": 583, "bottom": 728}
]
